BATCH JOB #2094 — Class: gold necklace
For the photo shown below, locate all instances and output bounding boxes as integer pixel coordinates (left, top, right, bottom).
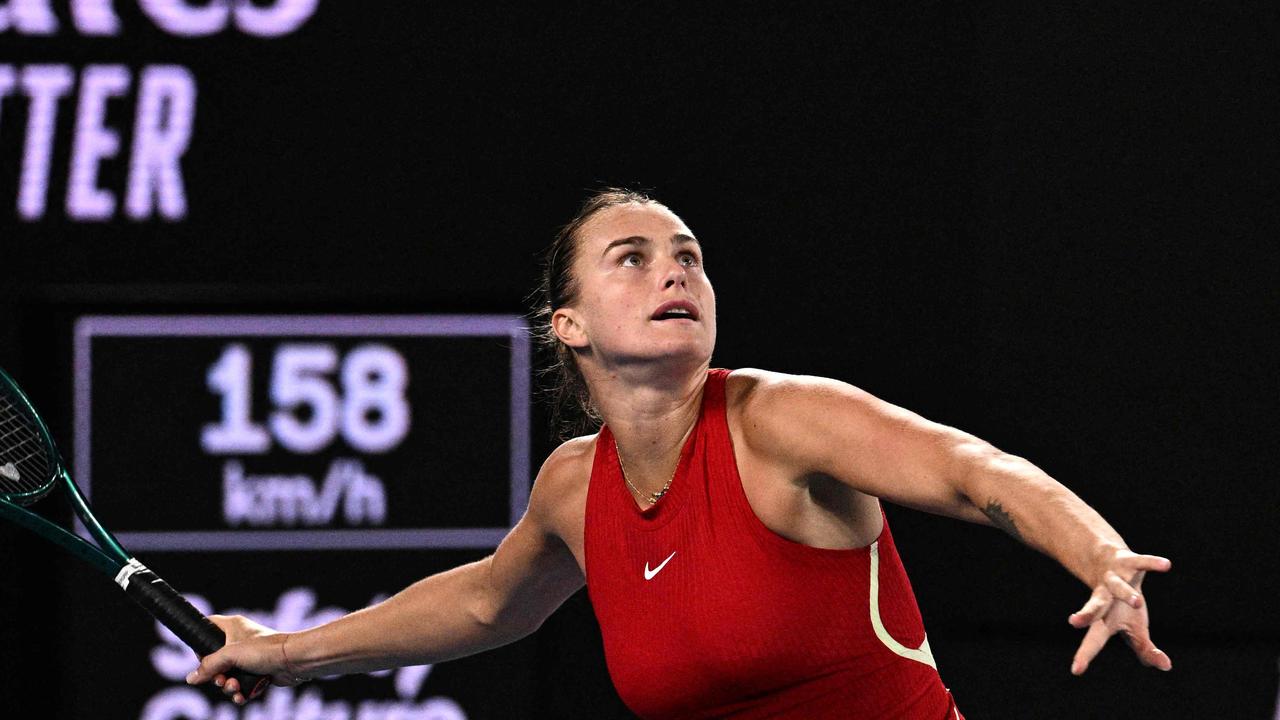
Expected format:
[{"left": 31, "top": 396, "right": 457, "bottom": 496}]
[{"left": 614, "top": 439, "right": 677, "bottom": 505}]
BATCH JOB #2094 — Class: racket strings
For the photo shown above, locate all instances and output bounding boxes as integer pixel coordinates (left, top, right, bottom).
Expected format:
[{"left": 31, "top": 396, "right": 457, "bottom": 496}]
[{"left": 0, "top": 396, "right": 53, "bottom": 499}]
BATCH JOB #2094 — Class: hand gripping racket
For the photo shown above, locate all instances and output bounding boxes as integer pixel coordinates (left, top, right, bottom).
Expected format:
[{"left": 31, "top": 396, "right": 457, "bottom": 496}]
[{"left": 0, "top": 366, "right": 269, "bottom": 699}]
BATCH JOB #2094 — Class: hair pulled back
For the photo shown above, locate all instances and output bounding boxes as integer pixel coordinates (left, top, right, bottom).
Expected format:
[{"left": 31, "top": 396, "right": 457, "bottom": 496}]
[{"left": 529, "top": 188, "right": 660, "bottom": 441}]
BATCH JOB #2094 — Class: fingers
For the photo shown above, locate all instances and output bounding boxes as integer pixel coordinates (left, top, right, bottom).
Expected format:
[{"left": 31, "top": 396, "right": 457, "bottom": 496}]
[
  {"left": 1072, "top": 624, "right": 1173, "bottom": 674},
  {"left": 1104, "top": 570, "right": 1144, "bottom": 610},
  {"left": 187, "top": 649, "right": 232, "bottom": 685},
  {"left": 1071, "top": 618, "right": 1110, "bottom": 675},
  {"left": 1088, "top": 551, "right": 1171, "bottom": 615},
  {"left": 1122, "top": 628, "right": 1174, "bottom": 672},
  {"left": 204, "top": 613, "right": 270, "bottom": 645},
  {"left": 1122, "top": 553, "right": 1172, "bottom": 574},
  {"left": 1068, "top": 551, "right": 1172, "bottom": 676},
  {"left": 223, "top": 675, "right": 243, "bottom": 704},
  {"left": 186, "top": 651, "right": 254, "bottom": 705},
  {"left": 1069, "top": 586, "right": 1112, "bottom": 628},
  {"left": 210, "top": 672, "right": 250, "bottom": 705},
  {"left": 185, "top": 671, "right": 246, "bottom": 705}
]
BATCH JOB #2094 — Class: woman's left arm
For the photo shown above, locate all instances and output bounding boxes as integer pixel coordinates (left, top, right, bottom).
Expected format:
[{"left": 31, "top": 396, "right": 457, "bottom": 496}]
[{"left": 733, "top": 369, "right": 1173, "bottom": 675}]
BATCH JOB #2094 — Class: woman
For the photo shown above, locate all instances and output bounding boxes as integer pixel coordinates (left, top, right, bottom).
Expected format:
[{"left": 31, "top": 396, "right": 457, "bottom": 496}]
[{"left": 187, "top": 189, "right": 1172, "bottom": 718}]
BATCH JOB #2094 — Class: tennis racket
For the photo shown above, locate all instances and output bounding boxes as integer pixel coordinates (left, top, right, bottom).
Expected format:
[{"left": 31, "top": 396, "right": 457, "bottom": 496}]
[{"left": 0, "top": 366, "right": 269, "bottom": 699}]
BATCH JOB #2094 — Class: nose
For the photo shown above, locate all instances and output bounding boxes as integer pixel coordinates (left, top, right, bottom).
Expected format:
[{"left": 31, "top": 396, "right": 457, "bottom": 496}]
[{"left": 661, "top": 258, "right": 688, "bottom": 289}]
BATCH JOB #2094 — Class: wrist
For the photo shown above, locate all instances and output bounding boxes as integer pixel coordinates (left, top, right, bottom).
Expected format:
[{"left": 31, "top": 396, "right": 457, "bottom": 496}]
[{"left": 280, "top": 632, "right": 311, "bottom": 682}]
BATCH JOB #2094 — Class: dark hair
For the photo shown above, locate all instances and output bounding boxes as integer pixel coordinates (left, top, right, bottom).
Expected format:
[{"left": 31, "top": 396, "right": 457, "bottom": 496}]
[{"left": 529, "top": 188, "right": 661, "bottom": 441}]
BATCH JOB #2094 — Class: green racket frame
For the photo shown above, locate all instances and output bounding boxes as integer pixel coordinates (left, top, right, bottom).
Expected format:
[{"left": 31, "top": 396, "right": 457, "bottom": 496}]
[{"left": 0, "top": 366, "right": 269, "bottom": 700}]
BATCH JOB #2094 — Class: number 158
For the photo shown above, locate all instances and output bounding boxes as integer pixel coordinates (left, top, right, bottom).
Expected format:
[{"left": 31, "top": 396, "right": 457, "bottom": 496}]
[{"left": 201, "top": 343, "right": 410, "bottom": 455}]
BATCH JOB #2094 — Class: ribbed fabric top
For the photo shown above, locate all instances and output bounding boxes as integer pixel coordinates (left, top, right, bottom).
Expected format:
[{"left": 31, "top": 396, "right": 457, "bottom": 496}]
[{"left": 584, "top": 368, "right": 962, "bottom": 719}]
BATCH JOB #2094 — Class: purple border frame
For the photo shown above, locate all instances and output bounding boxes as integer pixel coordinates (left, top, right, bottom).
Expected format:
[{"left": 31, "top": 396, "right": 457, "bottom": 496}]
[{"left": 73, "top": 315, "right": 531, "bottom": 552}]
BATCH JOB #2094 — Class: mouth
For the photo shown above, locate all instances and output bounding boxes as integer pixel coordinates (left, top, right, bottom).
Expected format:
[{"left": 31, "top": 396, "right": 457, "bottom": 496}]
[{"left": 650, "top": 300, "right": 699, "bottom": 322}]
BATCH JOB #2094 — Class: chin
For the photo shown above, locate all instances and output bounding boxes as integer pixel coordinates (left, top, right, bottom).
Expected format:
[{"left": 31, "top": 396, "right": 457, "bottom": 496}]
[{"left": 652, "top": 344, "right": 713, "bottom": 365}]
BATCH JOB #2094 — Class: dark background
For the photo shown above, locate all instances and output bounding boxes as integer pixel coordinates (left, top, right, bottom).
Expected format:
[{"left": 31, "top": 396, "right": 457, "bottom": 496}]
[{"left": 2, "top": 2, "right": 1276, "bottom": 717}]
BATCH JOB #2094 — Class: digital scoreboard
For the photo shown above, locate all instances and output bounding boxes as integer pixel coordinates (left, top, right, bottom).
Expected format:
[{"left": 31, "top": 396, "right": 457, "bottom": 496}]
[
  {"left": 73, "top": 314, "right": 531, "bottom": 550},
  {"left": 65, "top": 314, "right": 537, "bottom": 720}
]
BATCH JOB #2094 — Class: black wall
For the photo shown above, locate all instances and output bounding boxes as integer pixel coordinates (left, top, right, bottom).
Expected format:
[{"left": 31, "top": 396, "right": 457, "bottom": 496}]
[{"left": 2, "top": 3, "right": 1276, "bottom": 717}]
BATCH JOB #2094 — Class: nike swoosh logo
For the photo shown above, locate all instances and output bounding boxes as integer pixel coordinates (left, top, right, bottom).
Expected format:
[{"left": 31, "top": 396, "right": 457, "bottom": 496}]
[{"left": 644, "top": 551, "right": 677, "bottom": 581}]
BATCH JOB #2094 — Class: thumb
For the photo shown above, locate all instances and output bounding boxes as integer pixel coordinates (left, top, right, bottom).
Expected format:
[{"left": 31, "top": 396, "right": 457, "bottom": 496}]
[
  {"left": 186, "top": 647, "right": 237, "bottom": 686},
  {"left": 206, "top": 614, "right": 247, "bottom": 641}
]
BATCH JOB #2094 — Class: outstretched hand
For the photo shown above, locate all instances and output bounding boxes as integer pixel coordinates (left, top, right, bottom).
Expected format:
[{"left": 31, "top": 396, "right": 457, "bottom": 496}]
[
  {"left": 185, "top": 615, "right": 306, "bottom": 705},
  {"left": 1068, "top": 549, "right": 1173, "bottom": 675}
]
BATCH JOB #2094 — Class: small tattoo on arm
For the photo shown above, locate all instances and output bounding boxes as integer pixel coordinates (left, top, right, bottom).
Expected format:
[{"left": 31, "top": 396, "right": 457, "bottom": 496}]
[{"left": 983, "top": 500, "right": 1023, "bottom": 543}]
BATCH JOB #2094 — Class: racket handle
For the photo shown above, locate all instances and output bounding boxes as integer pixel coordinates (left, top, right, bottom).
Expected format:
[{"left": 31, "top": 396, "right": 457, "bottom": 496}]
[{"left": 116, "top": 560, "right": 271, "bottom": 700}]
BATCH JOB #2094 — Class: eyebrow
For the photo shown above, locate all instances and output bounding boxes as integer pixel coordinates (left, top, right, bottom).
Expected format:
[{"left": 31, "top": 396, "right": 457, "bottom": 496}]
[{"left": 601, "top": 233, "right": 701, "bottom": 258}]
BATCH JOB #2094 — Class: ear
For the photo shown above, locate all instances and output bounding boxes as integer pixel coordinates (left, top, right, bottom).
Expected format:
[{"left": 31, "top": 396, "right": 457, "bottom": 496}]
[{"left": 552, "top": 307, "right": 590, "bottom": 349}]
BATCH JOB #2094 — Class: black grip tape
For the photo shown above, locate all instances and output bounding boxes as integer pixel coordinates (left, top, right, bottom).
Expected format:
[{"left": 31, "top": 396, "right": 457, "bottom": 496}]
[{"left": 122, "top": 567, "right": 271, "bottom": 699}]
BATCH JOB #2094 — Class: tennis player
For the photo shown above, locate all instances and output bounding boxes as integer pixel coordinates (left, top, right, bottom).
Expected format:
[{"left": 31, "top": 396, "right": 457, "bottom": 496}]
[{"left": 187, "top": 189, "right": 1172, "bottom": 718}]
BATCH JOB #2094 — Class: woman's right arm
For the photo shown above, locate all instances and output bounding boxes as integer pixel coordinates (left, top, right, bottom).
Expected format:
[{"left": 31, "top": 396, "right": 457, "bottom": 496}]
[{"left": 187, "top": 441, "right": 588, "bottom": 704}]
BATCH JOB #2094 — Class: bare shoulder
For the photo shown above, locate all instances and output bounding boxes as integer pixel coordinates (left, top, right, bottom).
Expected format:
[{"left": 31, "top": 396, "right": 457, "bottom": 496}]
[
  {"left": 725, "top": 368, "right": 880, "bottom": 440},
  {"left": 531, "top": 433, "right": 596, "bottom": 503},
  {"left": 723, "top": 367, "right": 924, "bottom": 472},
  {"left": 726, "top": 367, "right": 864, "bottom": 400},
  {"left": 724, "top": 367, "right": 990, "bottom": 518},
  {"left": 525, "top": 432, "right": 598, "bottom": 543}
]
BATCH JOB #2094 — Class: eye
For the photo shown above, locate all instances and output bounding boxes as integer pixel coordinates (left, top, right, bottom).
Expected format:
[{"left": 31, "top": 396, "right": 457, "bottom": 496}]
[
  {"left": 621, "top": 252, "right": 643, "bottom": 267},
  {"left": 678, "top": 251, "right": 699, "bottom": 267}
]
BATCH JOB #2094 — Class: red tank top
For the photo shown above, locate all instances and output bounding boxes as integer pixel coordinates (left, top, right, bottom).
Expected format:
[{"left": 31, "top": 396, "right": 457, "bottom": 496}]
[{"left": 585, "top": 368, "right": 963, "bottom": 719}]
